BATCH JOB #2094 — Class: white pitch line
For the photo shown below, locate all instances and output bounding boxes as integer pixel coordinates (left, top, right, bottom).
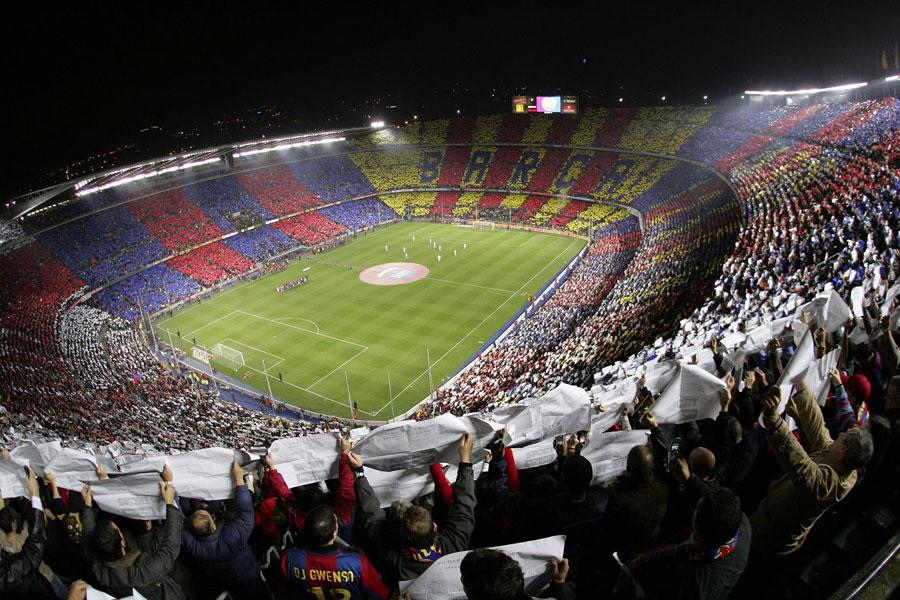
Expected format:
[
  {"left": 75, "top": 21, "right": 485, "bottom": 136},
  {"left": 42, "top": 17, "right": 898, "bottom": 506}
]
[
  {"left": 221, "top": 337, "right": 286, "bottom": 369},
  {"left": 424, "top": 277, "right": 515, "bottom": 294},
  {"left": 307, "top": 347, "right": 369, "bottom": 390},
  {"left": 155, "top": 280, "right": 256, "bottom": 326},
  {"left": 236, "top": 310, "right": 367, "bottom": 349},
  {"left": 408, "top": 224, "right": 437, "bottom": 237},
  {"left": 274, "top": 317, "right": 321, "bottom": 334},
  {"left": 181, "top": 310, "right": 239, "bottom": 338},
  {"left": 232, "top": 361, "right": 350, "bottom": 409},
  {"left": 376, "top": 239, "right": 579, "bottom": 415}
]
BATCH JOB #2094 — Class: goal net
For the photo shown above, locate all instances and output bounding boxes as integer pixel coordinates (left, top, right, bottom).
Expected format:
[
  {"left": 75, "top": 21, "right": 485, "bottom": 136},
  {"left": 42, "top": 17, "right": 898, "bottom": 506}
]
[{"left": 211, "top": 343, "right": 245, "bottom": 370}]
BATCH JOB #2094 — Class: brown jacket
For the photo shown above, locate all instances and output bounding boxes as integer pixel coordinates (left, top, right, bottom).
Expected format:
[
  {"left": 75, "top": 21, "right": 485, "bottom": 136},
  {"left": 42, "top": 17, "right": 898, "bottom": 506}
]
[{"left": 750, "top": 387, "right": 857, "bottom": 557}]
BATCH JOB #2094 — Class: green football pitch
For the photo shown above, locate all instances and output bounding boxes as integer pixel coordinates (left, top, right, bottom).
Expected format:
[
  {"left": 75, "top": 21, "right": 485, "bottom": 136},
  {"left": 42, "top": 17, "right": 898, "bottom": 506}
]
[{"left": 153, "top": 222, "right": 586, "bottom": 420}]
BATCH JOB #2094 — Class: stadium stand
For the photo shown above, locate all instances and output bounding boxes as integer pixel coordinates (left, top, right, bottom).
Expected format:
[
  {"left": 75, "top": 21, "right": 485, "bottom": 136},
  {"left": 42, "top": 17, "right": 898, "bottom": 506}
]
[
  {"left": 1, "top": 99, "right": 899, "bottom": 599},
  {"left": 168, "top": 242, "right": 256, "bottom": 287},
  {"left": 235, "top": 166, "right": 325, "bottom": 216}
]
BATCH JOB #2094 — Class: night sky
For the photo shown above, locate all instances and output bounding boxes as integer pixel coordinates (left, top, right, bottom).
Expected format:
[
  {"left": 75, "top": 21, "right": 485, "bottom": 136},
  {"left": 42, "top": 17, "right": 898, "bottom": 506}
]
[{"left": 3, "top": 3, "right": 899, "bottom": 199}]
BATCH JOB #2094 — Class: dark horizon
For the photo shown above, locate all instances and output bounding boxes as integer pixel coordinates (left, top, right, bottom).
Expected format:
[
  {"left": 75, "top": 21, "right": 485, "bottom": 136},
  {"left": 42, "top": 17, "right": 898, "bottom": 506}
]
[{"left": 3, "top": 3, "right": 899, "bottom": 201}]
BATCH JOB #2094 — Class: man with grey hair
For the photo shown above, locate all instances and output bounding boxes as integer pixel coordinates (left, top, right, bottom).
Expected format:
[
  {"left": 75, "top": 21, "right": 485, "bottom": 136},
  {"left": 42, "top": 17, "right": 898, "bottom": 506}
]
[{"left": 751, "top": 374, "right": 874, "bottom": 557}]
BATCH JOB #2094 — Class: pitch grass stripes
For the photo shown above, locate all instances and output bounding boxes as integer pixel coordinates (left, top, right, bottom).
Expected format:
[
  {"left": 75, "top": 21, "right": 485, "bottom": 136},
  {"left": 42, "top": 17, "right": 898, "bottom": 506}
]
[{"left": 152, "top": 222, "right": 586, "bottom": 418}]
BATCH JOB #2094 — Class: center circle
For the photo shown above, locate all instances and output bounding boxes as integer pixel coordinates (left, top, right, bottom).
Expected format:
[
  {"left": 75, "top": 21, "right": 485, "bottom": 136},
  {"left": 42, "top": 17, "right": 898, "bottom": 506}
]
[{"left": 359, "top": 262, "right": 430, "bottom": 286}]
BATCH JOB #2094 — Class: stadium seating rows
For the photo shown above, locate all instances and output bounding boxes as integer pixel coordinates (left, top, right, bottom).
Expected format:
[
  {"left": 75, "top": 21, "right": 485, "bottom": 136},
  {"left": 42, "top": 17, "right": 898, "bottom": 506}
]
[
  {"left": 1, "top": 99, "right": 899, "bottom": 599},
  {"left": 2, "top": 99, "right": 897, "bottom": 434}
]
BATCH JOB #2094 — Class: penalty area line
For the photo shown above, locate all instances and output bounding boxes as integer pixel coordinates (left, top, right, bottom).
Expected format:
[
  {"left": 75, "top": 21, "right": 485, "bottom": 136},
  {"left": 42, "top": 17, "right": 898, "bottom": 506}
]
[
  {"left": 236, "top": 310, "right": 367, "bottom": 350},
  {"left": 306, "top": 347, "right": 369, "bottom": 390},
  {"left": 219, "top": 337, "right": 285, "bottom": 371}
]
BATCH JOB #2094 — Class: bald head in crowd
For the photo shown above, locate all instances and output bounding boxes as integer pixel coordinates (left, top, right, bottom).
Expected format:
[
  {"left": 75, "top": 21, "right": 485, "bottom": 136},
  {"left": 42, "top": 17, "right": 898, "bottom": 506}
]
[
  {"left": 626, "top": 445, "right": 655, "bottom": 480},
  {"left": 688, "top": 447, "right": 716, "bottom": 482}
]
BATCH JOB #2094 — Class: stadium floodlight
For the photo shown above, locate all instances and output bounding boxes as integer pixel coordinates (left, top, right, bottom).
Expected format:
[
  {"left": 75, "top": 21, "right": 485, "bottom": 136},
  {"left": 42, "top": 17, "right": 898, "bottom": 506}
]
[
  {"left": 744, "top": 81, "right": 867, "bottom": 96},
  {"left": 233, "top": 136, "right": 345, "bottom": 159},
  {"left": 76, "top": 157, "right": 223, "bottom": 196},
  {"left": 371, "top": 121, "right": 385, "bottom": 128}
]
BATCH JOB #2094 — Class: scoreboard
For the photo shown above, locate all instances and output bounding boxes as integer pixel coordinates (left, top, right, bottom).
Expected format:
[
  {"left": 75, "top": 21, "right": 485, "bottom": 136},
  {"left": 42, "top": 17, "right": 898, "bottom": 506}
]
[{"left": 512, "top": 95, "right": 578, "bottom": 114}]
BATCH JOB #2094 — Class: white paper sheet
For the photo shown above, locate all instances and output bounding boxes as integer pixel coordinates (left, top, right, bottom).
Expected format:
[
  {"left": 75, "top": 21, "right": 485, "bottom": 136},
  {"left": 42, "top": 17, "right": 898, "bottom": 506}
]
[
  {"left": 44, "top": 448, "right": 101, "bottom": 491},
  {"left": 791, "top": 321, "right": 810, "bottom": 348},
  {"left": 10, "top": 441, "right": 61, "bottom": 477},
  {"left": 509, "top": 438, "right": 558, "bottom": 471},
  {"left": 580, "top": 430, "right": 650, "bottom": 485},
  {"left": 849, "top": 324, "right": 871, "bottom": 345},
  {"left": 851, "top": 286, "right": 866, "bottom": 318},
  {"left": 90, "top": 472, "right": 167, "bottom": 520},
  {"left": 692, "top": 348, "right": 718, "bottom": 374},
  {"left": 363, "top": 465, "right": 436, "bottom": 508},
  {"left": 399, "top": 535, "right": 566, "bottom": 599},
  {"left": 744, "top": 324, "right": 773, "bottom": 353},
  {"left": 355, "top": 414, "right": 477, "bottom": 472},
  {"left": 719, "top": 331, "right": 746, "bottom": 350},
  {"left": 777, "top": 329, "right": 814, "bottom": 386},
  {"left": 495, "top": 384, "right": 592, "bottom": 448},
  {"left": 641, "top": 362, "right": 679, "bottom": 396},
  {"left": 653, "top": 365, "right": 725, "bottom": 425},
  {"left": 880, "top": 282, "right": 900, "bottom": 315},
  {"left": 167, "top": 447, "right": 246, "bottom": 500},
  {"left": 814, "top": 290, "right": 852, "bottom": 333},
  {"left": 267, "top": 434, "right": 342, "bottom": 488},
  {"left": 805, "top": 348, "right": 841, "bottom": 407},
  {"left": 590, "top": 379, "right": 637, "bottom": 433},
  {"left": 117, "top": 454, "right": 168, "bottom": 475},
  {"left": 0, "top": 459, "right": 28, "bottom": 498}
]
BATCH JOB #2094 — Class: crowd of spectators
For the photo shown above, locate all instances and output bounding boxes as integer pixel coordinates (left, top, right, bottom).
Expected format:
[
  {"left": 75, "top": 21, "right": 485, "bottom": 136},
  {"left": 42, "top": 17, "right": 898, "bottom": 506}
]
[
  {"left": 37, "top": 206, "right": 170, "bottom": 288},
  {"left": 129, "top": 188, "right": 224, "bottom": 253},
  {"left": 427, "top": 218, "right": 641, "bottom": 415},
  {"left": 423, "top": 165, "right": 740, "bottom": 414},
  {"left": 0, "top": 218, "right": 25, "bottom": 245},
  {"left": 0, "top": 244, "right": 330, "bottom": 455},
  {"left": 1, "top": 99, "right": 900, "bottom": 598},
  {"left": 180, "top": 176, "right": 275, "bottom": 233},
  {"left": 168, "top": 243, "right": 256, "bottom": 288},
  {"left": 221, "top": 226, "right": 296, "bottom": 264},
  {"left": 58, "top": 306, "right": 130, "bottom": 391},
  {"left": 317, "top": 198, "right": 395, "bottom": 230},
  {"left": 236, "top": 166, "right": 325, "bottom": 216},
  {"left": 284, "top": 154, "right": 378, "bottom": 205},
  {"left": 2, "top": 295, "right": 896, "bottom": 599},
  {"left": 94, "top": 264, "right": 203, "bottom": 321},
  {"left": 271, "top": 212, "right": 347, "bottom": 247}
]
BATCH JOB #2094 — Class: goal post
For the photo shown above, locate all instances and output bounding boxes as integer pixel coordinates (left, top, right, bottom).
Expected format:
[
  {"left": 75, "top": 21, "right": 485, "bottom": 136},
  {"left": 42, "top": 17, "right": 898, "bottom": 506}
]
[{"left": 211, "top": 343, "right": 245, "bottom": 371}]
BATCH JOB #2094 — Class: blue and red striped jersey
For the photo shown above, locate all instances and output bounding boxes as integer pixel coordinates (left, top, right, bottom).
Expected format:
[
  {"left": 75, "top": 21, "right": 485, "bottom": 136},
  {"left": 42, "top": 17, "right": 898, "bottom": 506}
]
[{"left": 281, "top": 546, "right": 390, "bottom": 600}]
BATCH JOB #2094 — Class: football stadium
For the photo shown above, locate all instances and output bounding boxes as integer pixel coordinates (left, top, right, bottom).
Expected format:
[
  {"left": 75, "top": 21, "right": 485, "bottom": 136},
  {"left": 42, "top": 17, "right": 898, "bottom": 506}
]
[{"left": 3, "top": 37, "right": 900, "bottom": 600}]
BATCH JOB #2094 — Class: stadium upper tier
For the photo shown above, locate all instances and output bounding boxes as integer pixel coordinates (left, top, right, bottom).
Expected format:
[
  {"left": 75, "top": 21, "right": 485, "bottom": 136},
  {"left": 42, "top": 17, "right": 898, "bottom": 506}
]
[{"left": 0, "top": 99, "right": 899, "bottom": 446}]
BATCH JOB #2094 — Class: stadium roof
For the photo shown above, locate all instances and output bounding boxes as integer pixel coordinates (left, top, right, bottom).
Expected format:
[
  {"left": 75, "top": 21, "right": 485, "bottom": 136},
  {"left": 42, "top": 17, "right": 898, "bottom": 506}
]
[{"left": 10, "top": 125, "right": 382, "bottom": 221}]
